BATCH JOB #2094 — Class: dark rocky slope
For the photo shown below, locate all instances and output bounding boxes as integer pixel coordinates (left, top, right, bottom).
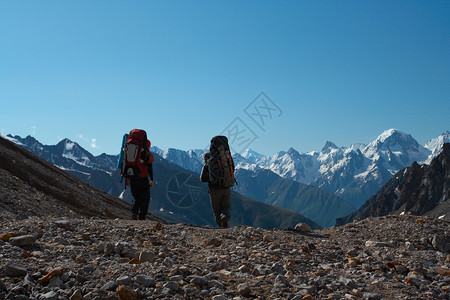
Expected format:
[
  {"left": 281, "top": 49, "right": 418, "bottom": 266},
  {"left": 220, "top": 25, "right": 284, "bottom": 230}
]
[{"left": 0, "top": 135, "right": 134, "bottom": 220}]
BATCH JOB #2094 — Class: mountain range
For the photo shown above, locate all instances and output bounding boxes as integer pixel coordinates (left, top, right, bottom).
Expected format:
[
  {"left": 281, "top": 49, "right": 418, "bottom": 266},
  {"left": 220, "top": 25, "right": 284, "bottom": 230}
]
[
  {"left": 5, "top": 128, "right": 448, "bottom": 228},
  {"left": 153, "top": 129, "right": 450, "bottom": 209},
  {"left": 2, "top": 134, "right": 320, "bottom": 230}
]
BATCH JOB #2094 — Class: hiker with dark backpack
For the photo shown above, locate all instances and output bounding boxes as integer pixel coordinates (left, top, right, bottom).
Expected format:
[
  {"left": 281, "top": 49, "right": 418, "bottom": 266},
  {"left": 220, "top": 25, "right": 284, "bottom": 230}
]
[
  {"left": 117, "top": 129, "right": 154, "bottom": 220},
  {"left": 200, "top": 136, "right": 236, "bottom": 228}
]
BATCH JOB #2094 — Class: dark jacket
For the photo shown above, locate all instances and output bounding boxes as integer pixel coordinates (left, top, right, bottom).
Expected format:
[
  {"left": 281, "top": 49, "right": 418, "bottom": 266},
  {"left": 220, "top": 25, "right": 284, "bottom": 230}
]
[{"left": 200, "top": 163, "right": 228, "bottom": 190}]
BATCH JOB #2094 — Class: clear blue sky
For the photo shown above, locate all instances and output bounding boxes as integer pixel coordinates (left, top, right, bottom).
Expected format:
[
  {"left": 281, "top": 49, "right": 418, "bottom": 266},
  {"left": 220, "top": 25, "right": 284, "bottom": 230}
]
[{"left": 1, "top": 1, "right": 449, "bottom": 156}]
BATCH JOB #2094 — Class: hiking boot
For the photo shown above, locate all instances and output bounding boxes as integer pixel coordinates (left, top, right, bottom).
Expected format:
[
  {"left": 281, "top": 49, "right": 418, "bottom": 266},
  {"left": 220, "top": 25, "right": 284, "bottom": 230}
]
[
  {"left": 220, "top": 214, "right": 228, "bottom": 228},
  {"left": 131, "top": 214, "right": 138, "bottom": 220}
]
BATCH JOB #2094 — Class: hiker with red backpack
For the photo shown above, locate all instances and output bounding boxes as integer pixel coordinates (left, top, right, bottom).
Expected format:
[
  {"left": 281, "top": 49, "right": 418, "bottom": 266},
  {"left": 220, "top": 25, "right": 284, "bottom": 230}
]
[
  {"left": 118, "top": 129, "right": 154, "bottom": 220},
  {"left": 200, "top": 136, "right": 236, "bottom": 228}
]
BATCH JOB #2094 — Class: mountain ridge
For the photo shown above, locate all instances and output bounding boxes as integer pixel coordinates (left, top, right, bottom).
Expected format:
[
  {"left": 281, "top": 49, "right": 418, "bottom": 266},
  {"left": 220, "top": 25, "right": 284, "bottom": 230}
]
[{"left": 151, "top": 129, "right": 448, "bottom": 209}]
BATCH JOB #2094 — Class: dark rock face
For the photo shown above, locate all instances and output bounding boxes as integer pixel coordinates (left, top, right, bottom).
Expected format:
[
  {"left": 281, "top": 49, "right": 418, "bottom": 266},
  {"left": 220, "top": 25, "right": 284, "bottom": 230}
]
[{"left": 337, "top": 143, "right": 450, "bottom": 226}]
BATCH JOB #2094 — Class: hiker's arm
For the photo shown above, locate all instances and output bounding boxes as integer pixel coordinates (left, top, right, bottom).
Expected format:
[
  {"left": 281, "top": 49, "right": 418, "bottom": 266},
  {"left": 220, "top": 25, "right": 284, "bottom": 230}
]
[
  {"left": 200, "top": 164, "right": 209, "bottom": 183},
  {"left": 148, "top": 163, "right": 154, "bottom": 185}
]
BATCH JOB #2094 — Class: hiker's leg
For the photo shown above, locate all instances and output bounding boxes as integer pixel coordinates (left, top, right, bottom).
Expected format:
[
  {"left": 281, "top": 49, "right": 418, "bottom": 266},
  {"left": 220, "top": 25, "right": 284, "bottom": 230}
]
[
  {"left": 130, "top": 180, "right": 140, "bottom": 218},
  {"left": 139, "top": 188, "right": 150, "bottom": 220},
  {"left": 136, "top": 177, "right": 150, "bottom": 220},
  {"left": 222, "top": 188, "right": 231, "bottom": 219},
  {"left": 131, "top": 177, "right": 150, "bottom": 220},
  {"left": 219, "top": 188, "right": 231, "bottom": 227},
  {"left": 209, "top": 189, "right": 222, "bottom": 227}
]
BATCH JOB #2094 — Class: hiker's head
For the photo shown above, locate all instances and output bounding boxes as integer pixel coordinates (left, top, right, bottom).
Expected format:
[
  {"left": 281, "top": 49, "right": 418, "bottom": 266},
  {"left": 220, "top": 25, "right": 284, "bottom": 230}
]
[{"left": 204, "top": 152, "right": 210, "bottom": 163}]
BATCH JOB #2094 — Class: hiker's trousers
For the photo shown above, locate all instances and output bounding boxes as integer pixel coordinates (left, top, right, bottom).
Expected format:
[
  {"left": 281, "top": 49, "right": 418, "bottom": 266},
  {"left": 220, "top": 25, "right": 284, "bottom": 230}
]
[
  {"left": 209, "top": 188, "right": 231, "bottom": 227},
  {"left": 130, "top": 176, "right": 150, "bottom": 220}
]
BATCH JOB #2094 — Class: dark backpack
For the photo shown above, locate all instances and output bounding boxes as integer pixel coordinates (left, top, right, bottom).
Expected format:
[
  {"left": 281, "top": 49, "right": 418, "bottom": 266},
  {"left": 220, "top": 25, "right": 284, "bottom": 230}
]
[
  {"left": 208, "top": 135, "right": 236, "bottom": 188},
  {"left": 118, "top": 129, "right": 154, "bottom": 179}
]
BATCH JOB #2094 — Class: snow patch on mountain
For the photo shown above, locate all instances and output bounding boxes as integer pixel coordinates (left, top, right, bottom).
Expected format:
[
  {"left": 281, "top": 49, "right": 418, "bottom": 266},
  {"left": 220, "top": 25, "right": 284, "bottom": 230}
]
[
  {"left": 65, "top": 141, "right": 75, "bottom": 151},
  {"left": 1, "top": 134, "right": 23, "bottom": 145},
  {"left": 59, "top": 139, "right": 94, "bottom": 168}
]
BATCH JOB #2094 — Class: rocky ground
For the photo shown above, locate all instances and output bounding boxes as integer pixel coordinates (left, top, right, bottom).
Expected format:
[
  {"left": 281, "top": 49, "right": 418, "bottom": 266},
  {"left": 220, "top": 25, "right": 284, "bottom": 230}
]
[{"left": 1, "top": 214, "right": 449, "bottom": 300}]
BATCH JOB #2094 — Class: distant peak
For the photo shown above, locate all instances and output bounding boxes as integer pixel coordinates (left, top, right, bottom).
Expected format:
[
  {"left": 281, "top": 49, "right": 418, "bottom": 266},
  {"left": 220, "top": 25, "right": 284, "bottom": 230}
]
[
  {"left": 242, "top": 148, "right": 264, "bottom": 159},
  {"left": 287, "top": 147, "right": 299, "bottom": 154},
  {"left": 383, "top": 128, "right": 397, "bottom": 134},
  {"left": 376, "top": 128, "right": 408, "bottom": 142},
  {"left": 57, "top": 138, "right": 73, "bottom": 145},
  {"left": 24, "top": 135, "right": 39, "bottom": 142},
  {"left": 321, "top": 141, "right": 338, "bottom": 153},
  {"left": 369, "top": 129, "right": 420, "bottom": 149}
]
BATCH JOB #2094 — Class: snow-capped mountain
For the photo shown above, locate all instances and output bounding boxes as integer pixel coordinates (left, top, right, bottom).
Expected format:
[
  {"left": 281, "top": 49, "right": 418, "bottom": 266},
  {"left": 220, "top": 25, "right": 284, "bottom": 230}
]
[
  {"left": 362, "top": 129, "right": 430, "bottom": 173},
  {"left": 313, "top": 129, "right": 432, "bottom": 208},
  {"left": 241, "top": 148, "right": 265, "bottom": 164},
  {"left": 5, "top": 135, "right": 117, "bottom": 174},
  {"left": 337, "top": 142, "right": 450, "bottom": 225},
  {"left": 151, "top": 146, "right": 205, "bottom": 174},
  {"left": 251, "top": 129, "right": 445, "bottom": 208},
  {"left": 4, "top": 134, "right": 122, "bottom": 195}
]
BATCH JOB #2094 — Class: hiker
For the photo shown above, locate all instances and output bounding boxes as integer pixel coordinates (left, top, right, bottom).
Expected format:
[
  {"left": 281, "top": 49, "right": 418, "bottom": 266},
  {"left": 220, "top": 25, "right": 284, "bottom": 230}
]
[
  {"left": 200, "top": 136, "right": 236, "bottom": 228},
  {"left": 128, "top": 142, "right": 154, "bottom": 220},
  {"left": 118, "top": 129, "right": 154, "bottom": 220}
]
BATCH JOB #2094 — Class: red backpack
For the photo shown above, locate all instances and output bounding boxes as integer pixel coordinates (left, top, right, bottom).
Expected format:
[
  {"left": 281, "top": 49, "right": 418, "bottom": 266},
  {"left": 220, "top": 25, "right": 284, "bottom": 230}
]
[{"left": 119, "top": 129, "right": 154, "bottom": 179}]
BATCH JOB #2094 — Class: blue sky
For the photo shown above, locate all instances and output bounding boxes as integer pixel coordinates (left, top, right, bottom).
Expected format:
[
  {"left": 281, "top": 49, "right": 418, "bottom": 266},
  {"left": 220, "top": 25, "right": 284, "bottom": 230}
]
[{"left": 1, "top": 1, "right": 449, "bottom": 156}]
